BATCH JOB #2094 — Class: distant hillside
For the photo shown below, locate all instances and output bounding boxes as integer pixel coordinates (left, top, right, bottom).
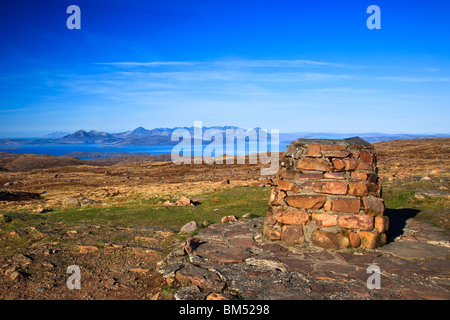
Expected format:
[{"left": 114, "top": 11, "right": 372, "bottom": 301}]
[
  {"left": 0, "top": 152, "right": 173, "bottom": 172},
  {"left": 0, "top": 126, "right": 244, "bottom": 146},
  {"left": 0, "top": 154, "right": 86, "bottom": 172},
  {"left": 59, "top": 130, "right": 116, "bottom": 144},
  {"left": 374, "top": 138, "right": 450, "bottom": 178},
  {"left": 41, "top": 132, "right": 71, "bottom": 139},
  {"left": 63, "top": 151, "right": 151, "bottom": 158},
  {"left": 0, "top": 126, "right": 448, "bottom": 146},
  {"left": 278, "top": 132, "right": 450, "bottom": 144}
]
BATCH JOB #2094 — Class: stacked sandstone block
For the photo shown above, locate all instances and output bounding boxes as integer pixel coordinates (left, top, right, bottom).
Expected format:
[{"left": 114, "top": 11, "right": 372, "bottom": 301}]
[{"left": 263, "top": 137, "right": 388, "bottom": 250}]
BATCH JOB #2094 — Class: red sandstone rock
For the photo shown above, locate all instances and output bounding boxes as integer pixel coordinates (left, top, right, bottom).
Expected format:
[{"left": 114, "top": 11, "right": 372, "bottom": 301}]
[
  {"left": 339, "top": 215, "right": 374, "bottom": 231},
  {"left": 263, "top": 219, "right": 281, "bottom": 240},
  {"left": 277, "top": 179, "right": 300, "bottom": 193},
  {"left": 362, "top": 195, "right": 385, "bottom": 215},
  {"left": 351, "top": 171, "right": 368, "bottom": 181},
  {"left": 280, "top": 157, "right": 294, "bottom": 169},
  {"left": 311, "top": 230, "right": 349, "bottom": 250},
  {"left": 307, "top": 144, "right": 322, "bottom": 157},
  {"left": 79, "top": 246, "right": 99, "bottom": 254},
  {"left": 332, "top": 159, "right": 345, "bottom": 171},
  {"left": 348, "top": 181, "right": 369, "bottom": 196},
  {"left": 359, "top": 231, "right": 386, "bottom": 249},
  {"left": 265, "top": 214, "right": 276, "bottom": 224},
  {"left": 344, "top": 159, "right": 360, "bottom": 171},
  {"left": 221, "top": 215, "right": 238, "bottom": 223},
  {"left": 175, "top": 264, "right": 225, "bottom": 291},
  {"left": 320, "top": 145, "right": 347, "bottom": 151},
  {"left": 280, "top": 168, "right": 297, "bottom": 180},
  {"left": 312, "top": 213, "right": 338, "bottom": 228},
  {"left": 297, "top": 158, "right": 333, "bottom": 172},
  {"left": 367, "top": 173, "right": 378, "bottom": 183},
  {"left": 269, "top": 188, "right": 287, "bottom": 206},
  {"left": 323, "top": 151, "right": 350, "bottom": 158},
  {"left": 399, "top": 286, "right": 450, "bottom": 300},
  {"left": 349, "top": 232, "right": 361, "bottom": 247},
  {"left": 323, "top": 200, "right": 332, "bottom": 211},
  {"left": 182, "top": 237, "right": 202, "bottom": 254},
  {"left": 331, "top": 198, "right": 361, "bottom": 213},
  {"left": 367, "top": 182, "right": 381, "bottom": 196},
  {"left": 349, "top": 144, "right": 363, "bottom": 150},
  {"left": 302, "top": 181, "right": 347, "bottom": 195},
  {"left": 359, "top": 231, "right": 377, "bottom": 249},
  {"left": 359, "top": 150, "right": 374, "bottom": 163},
  {"left": 356, "top": 161, "right": 375, "bottom": 171},
  {"left": 204, "top": 247, "right": 253, "bottom": 263},
  {"left": 273, "top": 208, "right": 309, "bottom": 225},
  {"left": 229, "top": 237, "right": 256, "bottom": 248},
  {"left": 279, "top": 189, "right": 288, "bottom": 202},
  {"left": 296, "top": 173, "right": 323, "bottom": 180},
  {"left": 375, "top": 216, "right": 389, "bottom": 233},
  {"left": 281, "top": 225, "right": 305, "bottom": 244},
  {"left": 176, "top": 196, "right": 192, "bottom": 206},
  {"left": 206, "top": 293, "right": 238, "bottom": 300},
  {"left": 324, "top": 172, "right": 345, "bottom": 180},
  {"left": 285, "top": 195, "right": 327, "bottom": 209},
  {"left": 266, "top": 138, "right": 384, "bottom": 250}
]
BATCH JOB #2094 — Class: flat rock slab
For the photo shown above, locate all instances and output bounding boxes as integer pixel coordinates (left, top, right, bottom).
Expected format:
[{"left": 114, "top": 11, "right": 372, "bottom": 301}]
[
  {"left": 380, "top": 242, "right": 450, "bottom": 260},
  {"left": 294, "top": 136, "right": 372, "bottom": 147},
  {"left": 158, "top": 217, "right": 450, "bottom": 300},
  {"left": 175, "top": 263, "right": 226, "bottom": 292},
  {"left": 399, "top": 285, "right": 450, "bottom": 300},
  {"left": 198, "top": 247, "right": 253, "bottom": 263}
]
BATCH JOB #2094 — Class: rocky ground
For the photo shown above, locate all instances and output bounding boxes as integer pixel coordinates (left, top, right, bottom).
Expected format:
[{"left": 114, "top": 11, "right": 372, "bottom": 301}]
[
  {"left": 159, "top": 217, "right": 449, "bottom": 300},
  {"left": 0, "top": 223, "right": 175, "bottom": 299},
  {"left": 0, "top": 138, "right": 449, "bottom": 300}
]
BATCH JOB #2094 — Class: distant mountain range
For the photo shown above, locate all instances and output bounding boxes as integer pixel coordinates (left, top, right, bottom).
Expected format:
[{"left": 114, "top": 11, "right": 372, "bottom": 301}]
[
  {"left": 277, "top": 132, "right": 450, "bottom": 143},
  {"left": 40, "top": 131, "right": 71, "bottom": 139},
  {"left": 0, "top": 126, "right": 448, "bottom": 146},
  {"left": 0, "top": 126, "right": 240, "bottom": 146}
]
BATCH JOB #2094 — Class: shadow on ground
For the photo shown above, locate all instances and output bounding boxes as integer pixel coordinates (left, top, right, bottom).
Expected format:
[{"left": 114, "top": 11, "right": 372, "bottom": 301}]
[{"left": 385, "top": 208, "right": 420, "bottom": 243}]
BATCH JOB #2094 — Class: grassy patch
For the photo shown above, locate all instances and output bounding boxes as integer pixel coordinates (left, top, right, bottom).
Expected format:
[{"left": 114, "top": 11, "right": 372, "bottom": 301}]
[
  {"left": 53, "top": 186, "right": 270, "bottom": 229},
  {"left": 1, "top": 186, "right": 270, "bottom": 231},
  {"left": 0, "top": 186, "right": 270, "bottom": 255},
  {"left": 383, "top": 189, "right": 416, "bottom": 209},
  {"left": 0, "top": 232, "right": 33, "bottom": 255},
  {"left": 159, "top": 284, "right": 178, "bottom": 300},
  {"left": 382, "top": 178, "right": 450, "bottom": 230}
]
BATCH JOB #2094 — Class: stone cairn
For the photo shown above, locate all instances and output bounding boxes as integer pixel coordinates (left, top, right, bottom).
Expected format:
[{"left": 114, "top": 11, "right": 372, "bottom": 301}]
[{"left": 263, "top": 137, "right": 388, "bottom": 250}]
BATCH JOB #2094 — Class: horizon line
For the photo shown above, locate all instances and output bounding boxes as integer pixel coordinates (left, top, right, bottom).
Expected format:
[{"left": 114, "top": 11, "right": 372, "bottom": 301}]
[{"left": 0, "top": 125, "right": 449, "bottom": 140}]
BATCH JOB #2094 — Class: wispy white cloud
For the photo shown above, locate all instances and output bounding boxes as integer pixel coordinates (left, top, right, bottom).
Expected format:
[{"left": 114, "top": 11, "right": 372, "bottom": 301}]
[
  {"left": 213, "top": 59, "right": 372, "bottom": 69},
  {"left": 97, "top": 61, "right": 197, "bottom": 67},
  {"left": 377, "top": 76, "right": 450, "bottom": 82},
  {"left": 0, "top": 107, "right": 37, "bottom": 113},
  {"left": 303, "top": 87, "right": 383, "bottom": 94},
  {"left": 5, "top": 57, "right": 448, "bottom": 134},
  {"left": 97, "top": 59, "right": 371, "bottom": 70}
]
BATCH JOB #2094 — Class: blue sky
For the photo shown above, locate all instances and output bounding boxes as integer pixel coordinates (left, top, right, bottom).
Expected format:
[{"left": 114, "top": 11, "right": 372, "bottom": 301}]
[{"left": 0, "top": 0, "right": 449, "bottom": 137}]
